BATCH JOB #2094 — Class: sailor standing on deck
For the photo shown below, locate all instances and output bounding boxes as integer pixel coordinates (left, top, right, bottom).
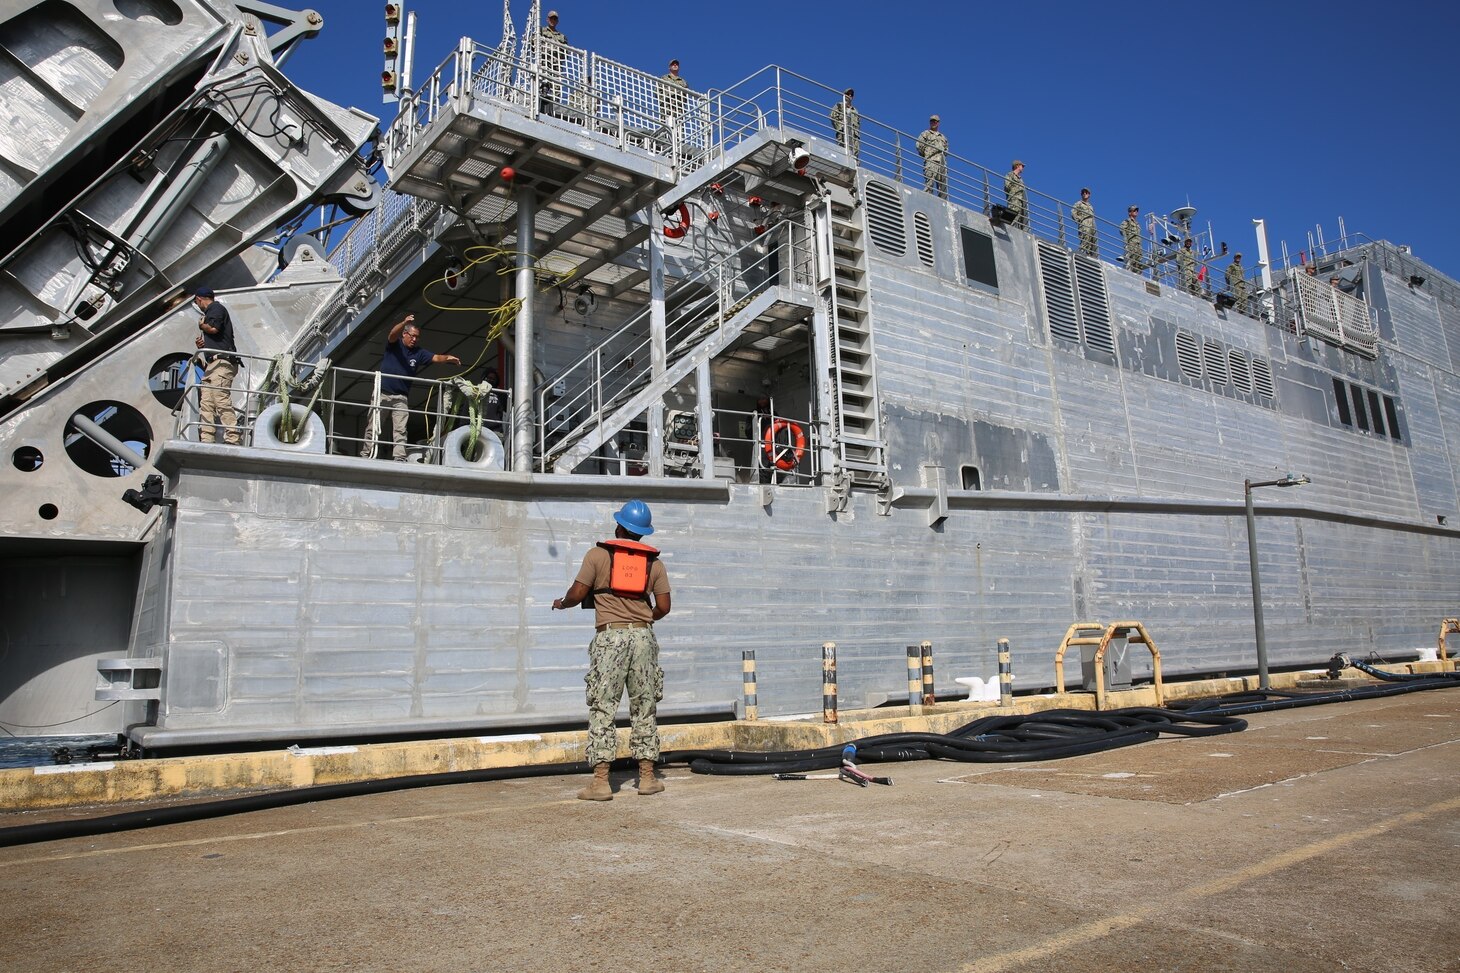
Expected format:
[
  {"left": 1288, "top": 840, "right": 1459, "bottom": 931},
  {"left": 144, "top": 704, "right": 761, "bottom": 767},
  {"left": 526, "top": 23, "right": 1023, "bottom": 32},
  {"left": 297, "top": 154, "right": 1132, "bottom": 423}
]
[
  {"left": 554, "top": 500, "right": 672, "bottom": 801},
  {"left": 830, "top": 88, "right": 860, "bottom": 159},
  {"left": 1072, "top": 188, "right": 1097, "bottom": 257},
  {"left": 916, "top": 115, "right": 949, "bottom": 199},
  {"left": 1226, "top": 253, "right": 1249, "bottom": 313},
  {"left": 1121, "top": 205, "right": 1145, "bottom": 273},
  {"left": 538, "top": 10, "right": 568, "bottom": 109},
  {"left": 1003, "top": 160, "right": 1027, "bottom": 229},
  {"left": 1177, "top": 238, "right": 1198, "bottom": 295}
]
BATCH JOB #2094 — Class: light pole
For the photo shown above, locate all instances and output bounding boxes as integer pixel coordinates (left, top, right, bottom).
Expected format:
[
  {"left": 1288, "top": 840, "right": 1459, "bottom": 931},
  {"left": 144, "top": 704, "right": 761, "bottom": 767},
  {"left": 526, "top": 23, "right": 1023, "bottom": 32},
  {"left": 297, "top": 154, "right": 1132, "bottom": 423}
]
[{"left": 1245, "top": 472, "right": 1311, "bottom": 690}]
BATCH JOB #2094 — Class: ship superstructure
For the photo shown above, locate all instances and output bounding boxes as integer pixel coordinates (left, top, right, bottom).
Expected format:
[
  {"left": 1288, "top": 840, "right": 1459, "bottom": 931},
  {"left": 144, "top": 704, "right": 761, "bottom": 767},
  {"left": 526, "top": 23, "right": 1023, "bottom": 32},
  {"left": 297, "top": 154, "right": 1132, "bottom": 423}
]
[{"left": 1, "top": 2, "right": 1455, "bottom": 749}]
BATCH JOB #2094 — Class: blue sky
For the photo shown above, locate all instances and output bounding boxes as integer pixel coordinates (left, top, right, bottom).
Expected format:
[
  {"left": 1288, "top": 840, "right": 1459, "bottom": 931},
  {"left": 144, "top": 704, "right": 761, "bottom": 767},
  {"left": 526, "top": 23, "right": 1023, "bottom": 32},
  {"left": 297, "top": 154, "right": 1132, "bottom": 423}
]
[{"left": 283, "top": 1, "right": 1460, "bottom": 276}]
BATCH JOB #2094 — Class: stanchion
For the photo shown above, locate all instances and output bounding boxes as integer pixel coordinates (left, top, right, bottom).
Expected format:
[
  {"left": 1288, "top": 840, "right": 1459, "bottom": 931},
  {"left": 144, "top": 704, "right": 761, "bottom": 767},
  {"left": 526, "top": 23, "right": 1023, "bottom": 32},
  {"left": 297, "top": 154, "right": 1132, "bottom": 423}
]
[
  {"left": 822, "top": 641, "right": 838, "bottom": 724},
  {"left": 742, "top": 649, "right": 758, "bottom": 721},
  {"left": 921, "top": 639, "right": 935, "bottom": 706},
  {"left": 998, "top": 638, "right": 1013, "bottom": 707}
]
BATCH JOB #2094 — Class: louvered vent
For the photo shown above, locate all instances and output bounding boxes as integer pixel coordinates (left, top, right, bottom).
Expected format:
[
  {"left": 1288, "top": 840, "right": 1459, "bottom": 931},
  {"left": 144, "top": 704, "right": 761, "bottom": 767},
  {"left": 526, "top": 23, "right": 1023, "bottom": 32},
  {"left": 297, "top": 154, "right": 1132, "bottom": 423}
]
[
  {"left": 1203, "top": 341, "right": 1229, "bottom": 386},
  {"left": 864, "top": 181, "right": 906, "bottom": 256},
  {"left": 1252, "top": 358, "right": 1275, "bottom": 398},
  {"left": 1037, "top": 240, "right": 1080, "bottom": 343},
  {"left": 913, "top": 212, "right": 935, "bottom": 267},
  {"left": 1175, "top": 331, "right": 1202, "bottom": 380},
  {"left": 1072, "top": 255, "right": 1114, "bottom": 355},
  {"left": 1228, "top": 351, "right": 1252, "bottom": 393}
]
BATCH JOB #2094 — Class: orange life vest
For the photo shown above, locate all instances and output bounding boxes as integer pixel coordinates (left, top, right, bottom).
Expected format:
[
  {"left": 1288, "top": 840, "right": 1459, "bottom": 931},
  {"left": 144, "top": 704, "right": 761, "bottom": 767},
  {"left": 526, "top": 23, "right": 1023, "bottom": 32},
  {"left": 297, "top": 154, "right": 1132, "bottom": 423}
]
[{"left": 593, "top": 539, "right": 660, "bottom": 601}]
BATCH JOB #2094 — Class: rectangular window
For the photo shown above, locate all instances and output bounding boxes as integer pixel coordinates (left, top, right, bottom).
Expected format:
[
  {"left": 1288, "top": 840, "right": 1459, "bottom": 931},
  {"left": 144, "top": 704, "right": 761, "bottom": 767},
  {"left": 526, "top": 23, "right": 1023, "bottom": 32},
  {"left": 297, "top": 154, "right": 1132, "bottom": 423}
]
[
  {"left": 1333, "top": 378, "right": 1351, "bottom": 426},
  {"left": 1350, "top": 384, "right": 1369, "bottom": 432},
  {"left": 960, "top": 465, "right": 982, "bottom": 491},
  {"left": 960, "top": 226, "right": 998, "bottom": 289},
  {"left": 1366, "top": 390, "right": 1385, "bottom": 436},
  {"left": 1383, "top": 396, "right": 1401, "bottom": 441}
]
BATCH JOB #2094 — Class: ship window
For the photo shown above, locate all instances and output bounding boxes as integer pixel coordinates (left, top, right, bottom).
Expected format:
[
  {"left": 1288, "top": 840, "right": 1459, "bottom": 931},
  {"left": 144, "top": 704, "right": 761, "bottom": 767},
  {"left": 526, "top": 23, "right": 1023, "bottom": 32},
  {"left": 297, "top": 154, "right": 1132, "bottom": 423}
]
[
  {"left": 1252, "top": 359, "right": 1275, "bottom": 398},
  {"left": 913, "top": 212, "right": 935, "bottom": 268},
  {"left": 1175, "top": 332, "right": 1202, "bottom": 381},
  {"left": 13, "top": 446, "right": 43, "bottom": 471},
  {"left": 865, "top": 181, "right": 907, "bottom": 256},
  {"left": 1366, "top": 390, "right": 1385, "bottom": 436},
  {"left": 1333, "top": 378, "right": 1352, "bottom": 425},
  {"left": 1202, "top": 341, "right": 1228, "bottom": 386},
  {"left": 1383, "top": 396, "right": 1401, "bottom": 440},
  {"left": 1350, "top": 384, "right": 1369, "bottom": 432},
  {"left": 960, "top": 226, "right": 997, "bottom": 289},
  {"left": 960, "top": 465, "right": 982, "bottom": 490},
  {"left": 1228, "top": 351, "right": 1252, "bottom": 393}
]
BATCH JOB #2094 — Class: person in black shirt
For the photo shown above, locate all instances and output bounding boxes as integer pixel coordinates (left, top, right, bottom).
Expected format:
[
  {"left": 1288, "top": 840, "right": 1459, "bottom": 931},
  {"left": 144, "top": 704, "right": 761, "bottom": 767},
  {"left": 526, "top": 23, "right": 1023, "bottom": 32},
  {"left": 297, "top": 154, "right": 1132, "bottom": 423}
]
[
  {"left": 481, "top": 366, "right": 506, "bottom": 435},
  {"left": 192, "top": 287, "right": 239, "bottom": 445}
]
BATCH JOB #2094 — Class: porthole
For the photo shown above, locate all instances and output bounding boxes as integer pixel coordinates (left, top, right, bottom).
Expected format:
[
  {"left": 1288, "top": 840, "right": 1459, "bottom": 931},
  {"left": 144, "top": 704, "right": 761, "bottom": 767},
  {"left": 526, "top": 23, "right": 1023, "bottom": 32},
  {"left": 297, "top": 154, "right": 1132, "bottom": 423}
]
[
  {"left": 148, "top": 352, "right": 196, "bottom": 409},
  {"left": 39, "top": 504, "right": 59, "bottom": 520},
  {"left": 65, "top": 401, "right": 153, "bottom": 478},
  {"left": 12, "top": 446, "right": 43, "bottom": 472}
]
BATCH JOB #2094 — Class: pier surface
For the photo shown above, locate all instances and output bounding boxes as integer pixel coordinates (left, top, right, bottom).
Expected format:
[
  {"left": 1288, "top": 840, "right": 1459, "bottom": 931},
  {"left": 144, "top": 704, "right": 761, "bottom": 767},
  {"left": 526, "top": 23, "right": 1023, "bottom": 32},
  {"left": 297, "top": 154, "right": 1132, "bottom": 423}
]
[{"left": 2, "top": 689, "right": 1457, "bottom": 972}]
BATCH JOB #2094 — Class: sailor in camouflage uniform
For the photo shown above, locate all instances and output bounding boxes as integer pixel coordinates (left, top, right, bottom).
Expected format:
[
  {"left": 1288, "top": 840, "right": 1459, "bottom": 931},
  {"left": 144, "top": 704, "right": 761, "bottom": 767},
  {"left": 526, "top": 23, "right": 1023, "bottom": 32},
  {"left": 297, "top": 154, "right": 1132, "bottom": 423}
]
[
  {"left": 1072, "top": 188, "right": 1097, "bottom": 257},
  {"left": 553, "top": 500, "right": 672, "bottom": 801},
  {"left": 538, "top": 10, "right": 568, "bottom": 109},
  {"left": 662, "top": 58, "right": 690, "bottom": 146},
  {"left": 1121, "top": 205, "right": 1144, "bottom": 273},
  {"left": 1177, "top": 238, "right": 1199, "bottom": 295},
  {"left": 1003, "top": 160, "right": 1027, "bottom": 229},
  {"left": 1225, "top": 253, "right": 1249, "bottom": 313},
  {"left": 916, "top": 115, "right": 949, "bottom": 198},
  {"left": 830, "top": 88, "right": 860, "bottom": 159}
]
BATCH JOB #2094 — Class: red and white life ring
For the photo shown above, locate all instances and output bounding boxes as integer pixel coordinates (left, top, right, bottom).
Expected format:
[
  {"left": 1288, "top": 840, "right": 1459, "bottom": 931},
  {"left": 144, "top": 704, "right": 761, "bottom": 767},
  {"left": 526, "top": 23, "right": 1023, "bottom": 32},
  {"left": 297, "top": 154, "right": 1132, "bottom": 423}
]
[
  {"left": 762, "top": 419, "right": 806, "bottom": 471},
  {"left": 663, "top": 203, "right": 691, "bottom": 239}
]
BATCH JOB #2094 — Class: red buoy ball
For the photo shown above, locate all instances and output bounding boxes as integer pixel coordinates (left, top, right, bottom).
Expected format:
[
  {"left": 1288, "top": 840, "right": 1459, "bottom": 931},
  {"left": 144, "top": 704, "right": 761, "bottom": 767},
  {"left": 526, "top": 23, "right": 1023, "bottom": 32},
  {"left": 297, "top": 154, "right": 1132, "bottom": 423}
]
[{"left": 500, "top": 166, "right": 515, "bottom": 181}]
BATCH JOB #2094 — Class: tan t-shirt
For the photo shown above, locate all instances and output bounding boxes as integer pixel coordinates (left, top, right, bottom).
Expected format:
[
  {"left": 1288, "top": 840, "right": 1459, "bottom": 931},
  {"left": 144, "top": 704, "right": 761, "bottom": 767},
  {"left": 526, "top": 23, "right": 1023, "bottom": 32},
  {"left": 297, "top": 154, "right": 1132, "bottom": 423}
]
[{"left": 575, "top": 544, "right": 670, "bottom": 626}]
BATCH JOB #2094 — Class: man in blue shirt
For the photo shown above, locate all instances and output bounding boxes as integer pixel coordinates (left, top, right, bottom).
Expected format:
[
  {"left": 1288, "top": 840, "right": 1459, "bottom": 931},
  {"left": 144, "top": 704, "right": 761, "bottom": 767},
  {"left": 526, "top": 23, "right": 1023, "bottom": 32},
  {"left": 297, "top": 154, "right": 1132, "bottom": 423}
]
[{"left": 367, "top": 314, "right": 460, "bottom": 460}]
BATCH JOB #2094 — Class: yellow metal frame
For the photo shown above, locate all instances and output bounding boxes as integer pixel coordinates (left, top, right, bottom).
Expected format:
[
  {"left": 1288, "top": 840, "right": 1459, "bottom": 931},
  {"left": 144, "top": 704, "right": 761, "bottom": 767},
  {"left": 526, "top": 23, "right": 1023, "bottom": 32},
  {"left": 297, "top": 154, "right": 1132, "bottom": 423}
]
[
  {"left": 1440, "top": 618, "right": 1459, "bottom": 665},
  {"left": 1054, "top": 621, "right": 1164, "bottom": 710}
]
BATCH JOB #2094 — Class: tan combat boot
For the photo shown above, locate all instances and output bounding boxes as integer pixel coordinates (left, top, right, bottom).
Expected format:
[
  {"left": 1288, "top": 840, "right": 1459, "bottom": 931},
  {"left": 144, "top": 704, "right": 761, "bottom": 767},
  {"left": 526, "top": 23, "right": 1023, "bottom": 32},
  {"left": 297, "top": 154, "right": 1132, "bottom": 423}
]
[
  {"left": 637, "top": 759, "right": 664, "bottom": 795},
  {"left": 577, "top": 762, "right": 612, "bottom": 801}
]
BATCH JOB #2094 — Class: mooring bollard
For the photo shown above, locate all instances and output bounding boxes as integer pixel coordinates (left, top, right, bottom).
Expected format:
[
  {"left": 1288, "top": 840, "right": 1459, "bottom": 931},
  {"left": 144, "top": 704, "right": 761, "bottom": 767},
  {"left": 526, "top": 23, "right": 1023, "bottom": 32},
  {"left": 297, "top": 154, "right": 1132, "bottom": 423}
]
[
  {"left": 906, "top": 645, "right": 922, "bottom": 709},
  {"left": 998, "top": 638, "right": 1013, "bottom": 707},
  {"left": 921, "top": 639, "right": 935, "bottom": 706},
  {"left": 822, "top": 641, "right": 838, "bottom": 724},
  {"left": 742, "top": 649, "right": 758, "bottom": 721}
]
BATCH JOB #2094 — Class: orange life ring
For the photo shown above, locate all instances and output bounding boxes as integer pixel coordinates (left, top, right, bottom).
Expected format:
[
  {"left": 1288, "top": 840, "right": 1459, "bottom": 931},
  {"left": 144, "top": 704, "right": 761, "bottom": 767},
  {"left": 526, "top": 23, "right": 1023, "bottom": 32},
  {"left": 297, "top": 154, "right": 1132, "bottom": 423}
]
[
  {"left": 663, "top": 203, "right": 691, "bottom": 239},
  {"left": 762, "top": 419, "right": 806, "bottom": 471}
]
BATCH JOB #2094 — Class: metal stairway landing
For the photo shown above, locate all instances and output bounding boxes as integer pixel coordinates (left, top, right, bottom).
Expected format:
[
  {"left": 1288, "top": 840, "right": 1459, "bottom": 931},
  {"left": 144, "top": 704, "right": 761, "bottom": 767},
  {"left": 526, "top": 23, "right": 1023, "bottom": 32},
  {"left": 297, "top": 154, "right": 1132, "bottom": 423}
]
[{"left": 543, "top": 284, "right": 814, "bottom": 474}]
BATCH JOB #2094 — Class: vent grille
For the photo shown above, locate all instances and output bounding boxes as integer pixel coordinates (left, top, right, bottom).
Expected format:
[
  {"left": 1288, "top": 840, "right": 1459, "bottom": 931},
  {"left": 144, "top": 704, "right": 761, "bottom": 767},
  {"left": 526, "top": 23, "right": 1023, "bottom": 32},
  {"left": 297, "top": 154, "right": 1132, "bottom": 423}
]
[
  {"left": 913, "top": 212, "right": 935, "bottom": 267},
  {"left": 1037, "top": 241, "right": 1080, "bottom": 343},
  {"left": 1228, "top": 351, "right": 1252, "bottom": 393},
  {"left": 1252, "top": 358, "right": 1274, "bottom": 398},
  {"left": 1175, "top": 332, "right": 1202, "bottom": 380},
  {"left": 1203, "top": 341, "right": 1229, "bottom": 386},
  {"left": 1072, "top": 255, "right": 1114, "bottom": 354},
  {"left": 864, "top": 181, "right": 906, "bottom": 256}
]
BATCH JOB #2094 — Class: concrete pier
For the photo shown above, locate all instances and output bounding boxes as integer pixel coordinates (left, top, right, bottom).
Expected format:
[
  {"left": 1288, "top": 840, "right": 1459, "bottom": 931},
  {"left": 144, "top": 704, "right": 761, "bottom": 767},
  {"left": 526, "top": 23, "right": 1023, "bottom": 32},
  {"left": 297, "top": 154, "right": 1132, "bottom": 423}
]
[{"left": 1, "top": 682, "right": 1457, "bottom": 971}]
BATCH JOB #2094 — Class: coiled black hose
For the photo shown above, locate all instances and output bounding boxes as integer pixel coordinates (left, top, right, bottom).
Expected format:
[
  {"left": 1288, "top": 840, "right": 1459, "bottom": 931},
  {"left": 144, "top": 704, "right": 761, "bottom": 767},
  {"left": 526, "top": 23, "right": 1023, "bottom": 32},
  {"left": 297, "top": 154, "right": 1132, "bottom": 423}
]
[{"left": 663, "top": 708, "right": 1248, "bottom": 776}]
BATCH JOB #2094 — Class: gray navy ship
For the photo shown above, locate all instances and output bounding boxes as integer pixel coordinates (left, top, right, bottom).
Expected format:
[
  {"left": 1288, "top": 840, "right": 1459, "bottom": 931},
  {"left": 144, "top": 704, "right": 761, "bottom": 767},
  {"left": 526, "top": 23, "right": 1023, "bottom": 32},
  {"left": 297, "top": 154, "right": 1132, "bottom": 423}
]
[{"left": 1, "top": 0, "right": 1456, "bottom": 753}]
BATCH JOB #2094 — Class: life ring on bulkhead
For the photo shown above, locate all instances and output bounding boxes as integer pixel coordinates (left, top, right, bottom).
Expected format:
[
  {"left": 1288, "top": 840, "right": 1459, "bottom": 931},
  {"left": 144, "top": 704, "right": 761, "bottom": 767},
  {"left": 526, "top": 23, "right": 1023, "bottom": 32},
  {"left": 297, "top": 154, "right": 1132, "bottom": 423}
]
[
  {"left": 762, "top": 419, "right": 806, "bottom": 471},
  {"left": 662, "top": 203, "right": 691, "bottom": 239}
]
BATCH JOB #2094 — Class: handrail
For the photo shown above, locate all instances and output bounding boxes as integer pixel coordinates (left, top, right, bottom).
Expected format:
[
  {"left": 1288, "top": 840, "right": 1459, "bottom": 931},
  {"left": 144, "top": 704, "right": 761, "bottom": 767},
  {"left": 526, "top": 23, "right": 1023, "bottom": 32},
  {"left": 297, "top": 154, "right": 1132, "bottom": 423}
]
[{"left": 534, "top": 225, "right": 812, "bottom": 470}]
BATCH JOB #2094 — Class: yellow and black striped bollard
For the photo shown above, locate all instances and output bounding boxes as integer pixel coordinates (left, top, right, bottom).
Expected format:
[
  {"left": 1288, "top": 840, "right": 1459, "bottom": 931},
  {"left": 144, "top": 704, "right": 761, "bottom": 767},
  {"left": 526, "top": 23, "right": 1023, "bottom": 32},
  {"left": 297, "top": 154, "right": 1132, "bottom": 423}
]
[
  {"left": 920, "top": 639, "right": 935, "bottom": 706},
  {"left": 822, "top": 641, "right": 838, "bottom": 724},
  {"left": 906, "top": 645, "right": 922, "bottom": 709},
  {"left": 742, "top": 649, "right": 758, "bottom": 721},
  {"left": 998, "top": 638, "right": 1013, "bottom": 707}
]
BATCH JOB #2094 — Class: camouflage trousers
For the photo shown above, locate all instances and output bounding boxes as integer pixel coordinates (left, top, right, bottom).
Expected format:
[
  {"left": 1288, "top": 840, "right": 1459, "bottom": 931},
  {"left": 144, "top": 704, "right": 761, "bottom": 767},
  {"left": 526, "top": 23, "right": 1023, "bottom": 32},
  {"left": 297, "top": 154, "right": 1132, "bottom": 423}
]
[
  {"left": 924, "top": 159, "right": 947, "bottom": 198},
  {"left": 1078, "top": 223, "right": 1097, "bottom": 258},
  {"left": 584, "top": 627, "right": 664, "bottom": 765}
]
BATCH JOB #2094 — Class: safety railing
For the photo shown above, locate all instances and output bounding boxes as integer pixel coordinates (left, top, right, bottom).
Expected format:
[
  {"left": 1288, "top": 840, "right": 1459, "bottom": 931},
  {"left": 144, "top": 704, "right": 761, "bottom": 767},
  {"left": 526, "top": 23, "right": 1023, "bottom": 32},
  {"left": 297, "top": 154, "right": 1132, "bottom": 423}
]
[
  {"left": 576, "top": 405, "right": 820, "bottom": 483},
  {"left": 384, "top": 37, "right": 712, "bottom": 175},
  {"left": 175, "top": 352, "right": 512, "bottom": 468},
  {"left": 1288, "top": 270, "right": 1378, "bottom": 356},
  {"left": 534, "top": 223, "right": 814, "bottom": 471}
]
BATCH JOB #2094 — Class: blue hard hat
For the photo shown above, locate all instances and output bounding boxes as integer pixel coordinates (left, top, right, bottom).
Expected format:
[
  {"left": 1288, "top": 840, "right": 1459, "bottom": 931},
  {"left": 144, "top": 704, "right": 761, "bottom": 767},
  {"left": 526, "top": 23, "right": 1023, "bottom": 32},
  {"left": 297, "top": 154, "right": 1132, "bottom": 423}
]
[{"left": 613, "top": 499, "right": 654, "bottom": 536}]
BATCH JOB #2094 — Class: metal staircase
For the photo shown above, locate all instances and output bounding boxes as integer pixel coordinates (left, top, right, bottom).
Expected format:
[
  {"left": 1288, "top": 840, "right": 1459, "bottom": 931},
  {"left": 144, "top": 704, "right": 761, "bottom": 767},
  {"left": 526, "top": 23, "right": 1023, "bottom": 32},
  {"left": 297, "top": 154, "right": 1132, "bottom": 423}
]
[
  {"left": 824, "top": 184, "right": 888, "bottom": 485},
  {"left": 537, "top": 233, "right": 815, "bottom": 474}
]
